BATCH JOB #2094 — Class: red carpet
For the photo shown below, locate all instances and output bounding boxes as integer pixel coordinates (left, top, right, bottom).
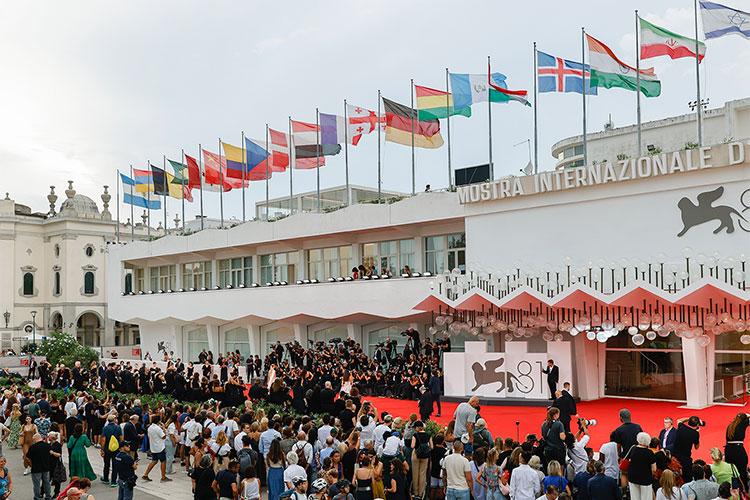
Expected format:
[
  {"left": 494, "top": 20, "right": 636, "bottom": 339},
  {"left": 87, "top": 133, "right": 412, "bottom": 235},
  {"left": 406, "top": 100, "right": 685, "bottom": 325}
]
[{"left": 368, "top": 396, "right": 750, "bottom": 460}]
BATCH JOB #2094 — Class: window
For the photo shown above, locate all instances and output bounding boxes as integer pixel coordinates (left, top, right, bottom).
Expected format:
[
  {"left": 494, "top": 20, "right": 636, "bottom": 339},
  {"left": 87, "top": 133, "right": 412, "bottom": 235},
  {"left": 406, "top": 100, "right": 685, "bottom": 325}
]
[
  {"left": 360, "top": 240, "right": 416, "bottom": 276},
  {"left": 134, "top": 268, "right": 145, "bottom": 292},
  {"left": 124, "top": 273, "right": 133, "bottom": 294},
  {"left": 185, "top": 326, "right": 209, "bottom": 362},
  {"left": 259, "top": 252, "right": 298, "bottom": 283},
  {"left": 22, "top": 273, "right": 34, "bottom": 296},
  {"left": 715, "top": 331, "right": 750, "bottom": 402},
  {"left": 309, "top": 326, "right": 347, "bottom": 344},
  {"left": 424, "top": 233, "right": 465, "bottom": 274},
  {"left": 84, "top": 245, "right": 94, "bottom": 258},
  {"left": 149, "top": 265, "right": 176, "bottom": 291},
  {"left": 84, "top": 272, "right": 95, "bottom": 294},
  {"left": 307, "top": 246, "right": 353, "bottom": 280},
  {"left": 182, "top": 261, "right": 212, "bottom": 289},
  {"left": 367, "top": 325, "right": 406, "bottom": 357},
  {"left": 224, "top": 327, "right": 250, "bottom": 360},
  {"left": 54, "top": 244, "right": 60, "bottom": 258},
  {"left": 219, "top": 257, "right": 253, "bottom": 287},
  {"left": 53, "top": 272, "right": 61, "bottom": 295},
  {"left": 562, "top": 145, "right": 584, "bottom": 159}
]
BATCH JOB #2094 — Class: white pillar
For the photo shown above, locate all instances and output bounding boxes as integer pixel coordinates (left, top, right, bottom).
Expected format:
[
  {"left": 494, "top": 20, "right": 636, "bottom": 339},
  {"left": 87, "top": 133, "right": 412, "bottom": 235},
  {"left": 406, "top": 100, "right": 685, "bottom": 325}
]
[
  {"left": 572, "top": 336, "right": 602, "bottom": 401},
  {"left": 207, "top": 324, "right": 220, "bottom": 356},
  {"left": 682, "top": 337, "right": 710, "bottom": 408},
  {"left": 173, "top": 325, "right": 184, "bottom": 361},
  {"left": 248, "top": 324, "right": 261, "bottom": 356},
  {"left": 346, "top": 323, "right": 362, "bottom": 345},
  {"left": 293, "top": 323, "right": 305, "bottom": 344},
  {"left": 412, "top": 237, "right": 424, "bottom": 274}
]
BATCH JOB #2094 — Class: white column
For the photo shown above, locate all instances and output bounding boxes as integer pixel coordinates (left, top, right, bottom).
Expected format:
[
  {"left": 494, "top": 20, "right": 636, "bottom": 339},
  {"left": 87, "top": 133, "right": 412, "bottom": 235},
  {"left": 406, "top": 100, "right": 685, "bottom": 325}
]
[
  {"left": 413, "top": 237, "right": 424, "bottom": 274},
  {"left": 207, "top": 324, "right": 220, "bottom": 356},
  {"left": 346, "top": 323, "right": 361, "bottom": 345},
  {"left": 350, "top": 244, "right": 361, "bottom": 272},
  {"left": 682, "top": 337, "right": 710, "bottom": 408},
  {"left": 297, "top": 250, "right": 306, "bottom": 282},
  {"left": 250, "top": 255, "right": 259, "bottom": 285},
  {"left": 211, "top": 260, "right": 219, "bottom": 288},
  {"left": 292, "top": 323, "right": 305, "bottom": 344},
  {"left": 173, "top": 325, "right": 184, "bottom": 361},
  {"left": 174, "top": 265, "right": 182, "bottom": 290},
  {"left": 572, "top": 335, "right": 602, "bottom": 401},
  {"left": 248, "top": 323, "right": 261, "bottom": 356}
]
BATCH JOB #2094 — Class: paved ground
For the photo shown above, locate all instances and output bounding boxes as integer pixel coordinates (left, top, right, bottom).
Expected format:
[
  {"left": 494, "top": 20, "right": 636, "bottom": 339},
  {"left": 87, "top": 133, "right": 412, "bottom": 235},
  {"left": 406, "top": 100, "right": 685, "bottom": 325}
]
[{"left": 1, "top": 440, "right": 194, "bottom": 500}]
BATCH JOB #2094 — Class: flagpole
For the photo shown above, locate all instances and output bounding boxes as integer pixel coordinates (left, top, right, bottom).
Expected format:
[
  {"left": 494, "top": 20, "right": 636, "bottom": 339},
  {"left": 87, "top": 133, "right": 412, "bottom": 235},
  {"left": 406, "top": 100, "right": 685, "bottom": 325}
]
[
  {"left": 198, "top": 143, "right": 205, "bottom": 231},
  {"left": 487, "top": 55, "right": 494, "bottom": 180},
  {"left": 635, "top": 11, "right": 643, "bottom": 157},
  {"left": 129, "top": 165, "right": 134, "bottom": 241},
  {"left": 180, "top": 149, "right": 186, "bottom": 234},
  {"left": 265, "top": 124, "right": 270, "bottom": 220},
  {"left": 344, "top": 99, "right": 350, "bottom": 206},
  {"left": 532, "top": 42, "right": 539, "bottom": 174},
  {"left": 218, "top": 137, "right": 224, "bottom": 228},
  {"left": 162, "top": 154, "right": 167, "bottom": 233},
  {"left": 316, "top": 107, "right": 321, "bottom": 212},
  {"left": 581, "top": 28, "right": 588, "bottom": 168},
  {"left": 410, "top": 78, "right": 415, "bottom": 195},
  {"left": 377, "top": 89, "right": 382, "bottom": 203},
  {"left": 241, "top": 131, "right": 247, "bottom": 222},
  {"left": 146, "top": 159, "right": 151, "bottom": 239},
  {"left": 693, "top": 0, "right": 703, "bottom": 145},
  {"left": 116, "top": 169, "right": 120, "bottom": 243},
  {"left": 288, "top": 116, "right": 294, "bottom": 214},
  {"left": 445, "top": 68, "right": 453, "bottom": 188}
]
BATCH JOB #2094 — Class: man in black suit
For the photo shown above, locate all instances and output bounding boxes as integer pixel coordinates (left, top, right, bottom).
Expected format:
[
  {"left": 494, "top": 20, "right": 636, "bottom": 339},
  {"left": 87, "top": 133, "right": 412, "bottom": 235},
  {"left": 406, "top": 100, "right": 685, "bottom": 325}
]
[
  {"left": 542, "top": 359, "right": 559, "bottom": 400},
  {"left": 658, "top": 417, "right": 677, "bottom": 453},
  {"left": 552, "top": 382, "right": 577, "bottom": 432}
]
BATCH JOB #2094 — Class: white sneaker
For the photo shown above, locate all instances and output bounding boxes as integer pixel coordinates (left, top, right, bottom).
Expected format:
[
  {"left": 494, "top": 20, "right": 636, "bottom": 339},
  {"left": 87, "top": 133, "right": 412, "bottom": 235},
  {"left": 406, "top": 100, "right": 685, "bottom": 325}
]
[{"left": 23, "top": 467, "right": 30, "bottom": 475}]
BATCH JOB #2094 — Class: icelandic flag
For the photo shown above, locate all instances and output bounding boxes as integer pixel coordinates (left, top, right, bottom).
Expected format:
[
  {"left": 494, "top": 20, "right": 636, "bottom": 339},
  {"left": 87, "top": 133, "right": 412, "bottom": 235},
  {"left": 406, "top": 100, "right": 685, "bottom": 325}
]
[
  {"left": 537, "top": 51, "right": 597, "bottom": 95},
  {"left": 700, "top": 1, "right": 750, "bottom": 39}
]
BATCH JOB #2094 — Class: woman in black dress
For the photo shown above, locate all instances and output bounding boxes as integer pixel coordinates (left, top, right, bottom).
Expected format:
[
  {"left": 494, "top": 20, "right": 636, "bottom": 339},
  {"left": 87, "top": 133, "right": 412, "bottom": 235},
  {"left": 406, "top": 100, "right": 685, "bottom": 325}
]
[{"left": 725, "top": 412, "right": 750, "bottom": 490}]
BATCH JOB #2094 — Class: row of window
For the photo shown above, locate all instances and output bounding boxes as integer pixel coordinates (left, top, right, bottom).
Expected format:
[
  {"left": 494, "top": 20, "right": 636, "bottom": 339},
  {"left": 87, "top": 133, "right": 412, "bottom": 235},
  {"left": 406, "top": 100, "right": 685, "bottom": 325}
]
[
  {"left": 128, "top": 233, "right": 465, "bottom": 292},
  {"left": 21, "top": 271, "right": 95, "bottom": 297}
]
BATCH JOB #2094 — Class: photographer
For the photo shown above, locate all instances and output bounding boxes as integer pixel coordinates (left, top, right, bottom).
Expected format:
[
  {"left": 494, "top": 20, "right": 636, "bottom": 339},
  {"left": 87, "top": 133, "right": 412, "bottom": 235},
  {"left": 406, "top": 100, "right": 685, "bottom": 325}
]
[
  {"left": 566, "top": 418, "right": 593, "bottom": 476},
  {"left": 541, "top": 407, "right": 567, "bottom": 467},
  {"left": 673, "top": 416, "right": 703, "bottom": 482}
]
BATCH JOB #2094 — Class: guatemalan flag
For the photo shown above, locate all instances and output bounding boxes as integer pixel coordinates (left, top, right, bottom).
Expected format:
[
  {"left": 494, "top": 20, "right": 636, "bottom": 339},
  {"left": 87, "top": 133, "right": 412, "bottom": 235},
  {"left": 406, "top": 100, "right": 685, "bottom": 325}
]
[{"left": 537, "top": 51, "right": 597, "bottom": 95}]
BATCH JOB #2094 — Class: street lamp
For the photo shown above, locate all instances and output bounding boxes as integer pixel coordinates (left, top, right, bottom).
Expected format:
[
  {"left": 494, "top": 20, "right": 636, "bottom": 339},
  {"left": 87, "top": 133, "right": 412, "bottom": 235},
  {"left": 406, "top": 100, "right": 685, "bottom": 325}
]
[
  {"left": 30, "top": 310, "right": 37, "bottom": 346},
  {"left": 2, "top": 311, "right": 9, "bottom": 329}
]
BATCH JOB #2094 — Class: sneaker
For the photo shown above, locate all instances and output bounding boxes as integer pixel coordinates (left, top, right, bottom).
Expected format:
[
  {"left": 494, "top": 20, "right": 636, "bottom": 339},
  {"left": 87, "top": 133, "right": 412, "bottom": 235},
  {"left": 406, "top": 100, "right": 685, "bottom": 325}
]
[
  {"left": 161, "top": 477, "right": 173, "bottom": 482},
  {"left": 141, "top": 475, "right": 152, "bottom": 482},
  {"left": 110, "top": 483, "right": 118, "bottom": 488},
  {"left": 23, "top": 468, "right": 30, "bottom": 476},
  {"left": 100, "top": 477, "right": 109, "bottom": 483}
]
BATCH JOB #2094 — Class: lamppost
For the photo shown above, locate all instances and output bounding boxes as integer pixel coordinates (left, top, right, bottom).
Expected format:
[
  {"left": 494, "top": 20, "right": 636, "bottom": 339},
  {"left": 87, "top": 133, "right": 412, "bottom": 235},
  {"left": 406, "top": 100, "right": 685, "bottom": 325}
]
[
  {"left": 30, "top": 310, "right": 37, "bottom": 346},
  {"left": 2, "top": 311, "right": 8, "bottom": 329}
]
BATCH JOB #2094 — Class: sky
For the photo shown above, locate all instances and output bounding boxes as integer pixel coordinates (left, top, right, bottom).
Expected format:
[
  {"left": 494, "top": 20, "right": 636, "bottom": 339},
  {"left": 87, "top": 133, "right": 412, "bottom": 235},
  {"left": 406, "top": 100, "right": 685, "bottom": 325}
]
[{"left": 2, "top": 0, "right": 750, "bottom": 223}]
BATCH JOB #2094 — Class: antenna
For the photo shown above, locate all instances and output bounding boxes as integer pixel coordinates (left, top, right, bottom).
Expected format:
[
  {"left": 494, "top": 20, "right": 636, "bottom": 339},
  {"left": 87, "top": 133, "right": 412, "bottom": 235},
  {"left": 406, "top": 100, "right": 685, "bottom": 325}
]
[{"left": 513, "top": 139, "right": 534, "bottom": 175}]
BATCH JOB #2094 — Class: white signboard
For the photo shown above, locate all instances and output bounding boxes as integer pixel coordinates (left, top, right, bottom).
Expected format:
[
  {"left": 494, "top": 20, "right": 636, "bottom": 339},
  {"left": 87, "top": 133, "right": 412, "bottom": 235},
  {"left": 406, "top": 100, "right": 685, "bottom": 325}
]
[{"left": 444, "top": 341, "right": 572, "bottom": 400}]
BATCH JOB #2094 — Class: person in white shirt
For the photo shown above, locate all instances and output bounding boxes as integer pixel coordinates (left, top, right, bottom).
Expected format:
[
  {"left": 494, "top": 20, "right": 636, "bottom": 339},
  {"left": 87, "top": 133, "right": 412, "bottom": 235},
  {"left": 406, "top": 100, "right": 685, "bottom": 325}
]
[
  {"left": 598, "top": 436, "right": 620, "bottom": 480},
  {"left": 357, "top": 415, "right": 376, "bottom": 449},
  {"left": 382, "top": 434, "right": 401, "bottom": 457},
  {"left": 223, "top": 413, "right": 239, "bottom": 440},
  {"left": 283, "top": 451, "right": 308, "bottom": 490},
  {"left": 443, "top": 440, "right": 472, "bottom": 498},
  {"left": 317, "top": 415, "right": 333, "bottom": 449},
  {"left": 64, "top": 398, "right": 77, "bottom": 418},
  {"left": 165, "top": 416, "right": 178, "bottom": 475},
  {"left": 143, "top": 415, "right": 171, "bottom": 482},
  {"left": 234, "top": 424, "right": 250, "bottom": 452},
  {"left": 510, "top": 451, "right": 542, "bottom": 500},
  {"left": 292, "top": 432, "right": 313, "bottom": 468},
  {"left": 567, "top": 420, "right": 592, "bottom": 476},
  {"left": 374, "top": 415, "right": 392, "bottom": 449}
]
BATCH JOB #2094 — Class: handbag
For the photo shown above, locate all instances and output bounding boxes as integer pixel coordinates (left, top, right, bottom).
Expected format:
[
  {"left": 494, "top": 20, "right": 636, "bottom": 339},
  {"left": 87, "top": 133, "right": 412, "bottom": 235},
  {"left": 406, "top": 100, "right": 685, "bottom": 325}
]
[
  {"left": 52, "top": 459, "right": 67, "bottom": 484},
  {"left": 619, "top": 445, "right": 636, "bottom": 473}
]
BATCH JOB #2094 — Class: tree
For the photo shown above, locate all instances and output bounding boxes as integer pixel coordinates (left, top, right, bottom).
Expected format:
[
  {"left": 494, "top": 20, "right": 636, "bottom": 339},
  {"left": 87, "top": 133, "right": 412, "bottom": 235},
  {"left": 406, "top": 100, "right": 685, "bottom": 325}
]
[{"left": 36, "top": 331, "right": 99, "bottom": 367}]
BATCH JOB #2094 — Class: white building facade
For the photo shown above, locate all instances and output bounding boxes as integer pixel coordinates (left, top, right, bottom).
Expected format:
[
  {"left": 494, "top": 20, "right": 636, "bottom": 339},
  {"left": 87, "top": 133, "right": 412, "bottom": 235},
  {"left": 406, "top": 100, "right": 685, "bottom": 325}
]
[{"left": 107, "top": 104, "right": 750, "bottom": 409}]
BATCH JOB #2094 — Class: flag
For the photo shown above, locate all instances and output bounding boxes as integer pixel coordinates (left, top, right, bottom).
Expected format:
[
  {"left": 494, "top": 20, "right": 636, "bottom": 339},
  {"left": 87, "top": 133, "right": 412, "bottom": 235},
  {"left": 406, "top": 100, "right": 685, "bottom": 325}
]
[
  {"left": 120, "top": 172, "right": 135, "bottom": 186},
  {"left": 151, "top": 164, "right": 189, "bottom": 200},
  {"left": 184, "top": 154, "right": 204, "bottom": 191},
  {"left": 587, "top": 33, "right": 661, "bottom": 97},
  {"left": 167, "top": 159, "right": 188, "bottom": 185},
  {"left": 346, "top": 104, "right": 383, "bottom": 145},
  {"left": 291, "top": 119, "right": 342, "bottom": 158},
  {"left": 700, "top": 1, "right": 750, "bottom": 39},
  {"left": 132, "top": 168, "right": 154, "bottom": 194},
  {"left": 381, "top": 97, "right": 444, "bottom": 149},
  {"left": 639, "top": 17, "right": 706, "bottom": 61},
  {"left": 415, "top": 85, "right": 472, "bottom": 120},
  {"left": 123, "top": 192, "right": 160, "bottom": 210},
  {"left": 536, "top": 51, "right": 598, "bottom": 94},
  {"left": 449, "top": 72, "right": 529, "bottom": 108},
  {"left": 202, "top": 150, "right": 247, "bottom": 191},
  {"left": 244, "top": 137, "right": 272, "bottom": 179},
  {"left": 222, "top": 140, "right": 270, "bottom": 181},
  {"left": 486, "top": 64, "right": 530, "bottom": 106},
  {"left": 269, "top": 128, "right": 290, "bottom": 170},
  {"left": 318, "top": 113, "right": 347, "bottom": 145}
]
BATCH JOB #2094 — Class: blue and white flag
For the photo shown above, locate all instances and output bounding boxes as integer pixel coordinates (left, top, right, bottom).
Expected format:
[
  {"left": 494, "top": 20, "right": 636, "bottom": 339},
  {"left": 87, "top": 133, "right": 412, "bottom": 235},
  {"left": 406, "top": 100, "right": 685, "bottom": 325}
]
[
  {"left": 119, "top": 172, "right": 135, "bottom": 186},
  {"left": 123, "top": 192, "right": 161, "bottom": 210},
  {"left": 700, "top": 1, "right": 750, "bottom": 39},
  {"left": 537, "top": 51, "right": 597, "bottom": 95}
]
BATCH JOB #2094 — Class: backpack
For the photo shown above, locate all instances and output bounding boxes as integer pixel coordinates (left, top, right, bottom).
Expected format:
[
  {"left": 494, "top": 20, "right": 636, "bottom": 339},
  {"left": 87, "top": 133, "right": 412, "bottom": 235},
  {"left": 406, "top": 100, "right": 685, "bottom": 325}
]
[
  {"left": 107, "top": 434, "right": 119, "bottom": 453},
  {"left": 294, "top": 442, "right": 309, "bottom": 469},
  {"left": 237, "top": 447, "right": 257, "bottom": 475}
]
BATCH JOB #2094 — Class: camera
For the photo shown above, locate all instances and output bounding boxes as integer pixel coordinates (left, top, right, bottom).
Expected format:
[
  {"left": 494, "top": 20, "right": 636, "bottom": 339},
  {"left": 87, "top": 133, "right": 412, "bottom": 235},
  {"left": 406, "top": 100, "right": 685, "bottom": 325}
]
[{"left": 577, "top": 417, "right": 597, "bottom": 429}]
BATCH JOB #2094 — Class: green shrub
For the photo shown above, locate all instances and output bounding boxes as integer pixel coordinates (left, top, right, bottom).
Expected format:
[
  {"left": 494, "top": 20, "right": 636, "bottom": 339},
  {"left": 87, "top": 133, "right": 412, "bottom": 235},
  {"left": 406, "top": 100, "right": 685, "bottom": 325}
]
[{"left": 36, "top": 331, "right": 99, "bottom": 367}]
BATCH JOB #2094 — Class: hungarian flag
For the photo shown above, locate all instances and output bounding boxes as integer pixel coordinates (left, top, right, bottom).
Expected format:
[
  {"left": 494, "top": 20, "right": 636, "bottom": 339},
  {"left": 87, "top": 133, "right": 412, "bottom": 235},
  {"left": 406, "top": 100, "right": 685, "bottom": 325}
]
[
  {"left": 382, "top": 97, "right": 444, "bottom": 149},
  {"left": 639, "top": 17, "right": 705, "bottom": 62},
  {"left": 346, "top": 104, "right": 383, "bottom": 145},
  {"left": 415, "top": 85, "right": 472, "bottom": 120},
  {"left": 587, "top": 33, "right": 661, "bottom": 97},
  {"left": 486, "top": 65, "right": 531, "bottom": 106}
]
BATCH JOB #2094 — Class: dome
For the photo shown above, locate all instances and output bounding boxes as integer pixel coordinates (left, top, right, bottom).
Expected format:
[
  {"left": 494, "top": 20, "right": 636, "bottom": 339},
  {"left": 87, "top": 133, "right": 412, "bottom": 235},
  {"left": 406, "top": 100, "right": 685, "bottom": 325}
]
[{"left": 60, "top": 194, "right": 100, "bottom": 218}]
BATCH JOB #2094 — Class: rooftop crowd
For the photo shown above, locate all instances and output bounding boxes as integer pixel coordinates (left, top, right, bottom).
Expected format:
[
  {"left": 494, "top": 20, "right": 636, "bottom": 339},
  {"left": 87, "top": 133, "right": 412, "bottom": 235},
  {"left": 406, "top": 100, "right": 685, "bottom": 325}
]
[{"left": 0, "top": 329, "right": 745, "bottom": 500}]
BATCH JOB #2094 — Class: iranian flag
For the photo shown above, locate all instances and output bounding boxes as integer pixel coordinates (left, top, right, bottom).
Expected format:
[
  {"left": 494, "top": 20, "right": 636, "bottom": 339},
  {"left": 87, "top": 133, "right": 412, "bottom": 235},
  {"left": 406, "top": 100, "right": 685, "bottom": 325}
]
[
  {"left": 640, "top": 17, "right": 706, "bottom": 62},
  {"left": 587, "top": 33, "right": 661, "bottom": 98}
]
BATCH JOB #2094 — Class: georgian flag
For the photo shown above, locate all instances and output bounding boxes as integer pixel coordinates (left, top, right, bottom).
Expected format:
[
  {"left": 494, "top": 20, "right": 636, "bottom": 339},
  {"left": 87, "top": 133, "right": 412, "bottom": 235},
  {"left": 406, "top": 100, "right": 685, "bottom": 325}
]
[{"left": 346, "top": 104, "right": 384, "bottom": 146}]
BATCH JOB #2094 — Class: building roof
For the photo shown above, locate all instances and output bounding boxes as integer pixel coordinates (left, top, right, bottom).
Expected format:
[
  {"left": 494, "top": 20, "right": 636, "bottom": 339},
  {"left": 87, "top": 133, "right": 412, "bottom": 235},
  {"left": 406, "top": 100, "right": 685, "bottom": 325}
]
[{"left": 60, "top": 194, "right": 100, "bottom": 218}]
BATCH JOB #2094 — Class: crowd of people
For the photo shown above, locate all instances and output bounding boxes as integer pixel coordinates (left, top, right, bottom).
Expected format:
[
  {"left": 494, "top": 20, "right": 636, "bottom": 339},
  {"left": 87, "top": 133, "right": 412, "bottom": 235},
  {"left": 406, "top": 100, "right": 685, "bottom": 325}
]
[{"left": 0, "top": 330, "right": 747, "bottom": 500}]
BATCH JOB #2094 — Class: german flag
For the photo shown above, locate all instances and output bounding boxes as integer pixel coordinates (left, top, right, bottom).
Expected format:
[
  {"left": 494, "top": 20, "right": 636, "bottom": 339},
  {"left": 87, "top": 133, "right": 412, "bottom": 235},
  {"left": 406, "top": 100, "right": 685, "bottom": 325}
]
[{"left": 382, "top": 97, "right": 444, "bottom": 149}]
